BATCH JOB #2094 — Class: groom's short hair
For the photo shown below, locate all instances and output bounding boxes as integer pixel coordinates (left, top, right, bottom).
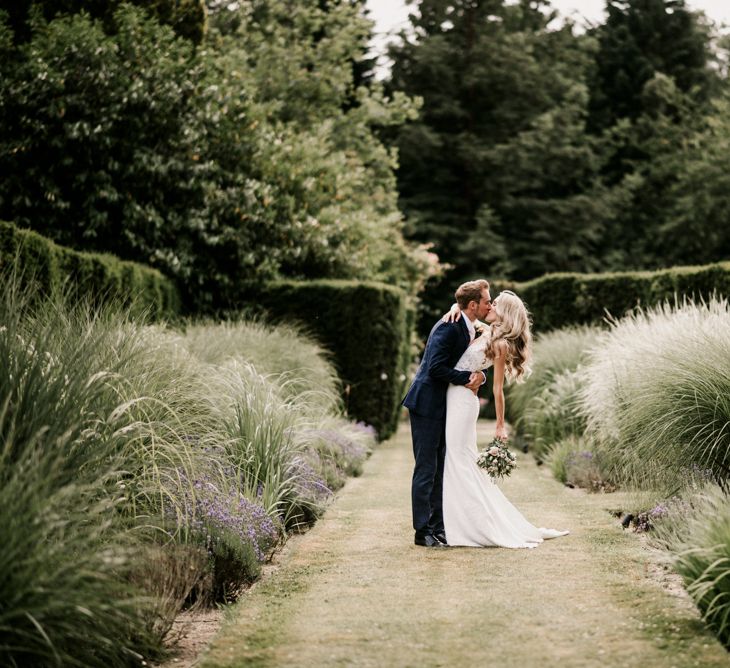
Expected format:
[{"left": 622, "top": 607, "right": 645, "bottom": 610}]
[{"left": 455, "top": 279, "right": 490, "bottom": 309}]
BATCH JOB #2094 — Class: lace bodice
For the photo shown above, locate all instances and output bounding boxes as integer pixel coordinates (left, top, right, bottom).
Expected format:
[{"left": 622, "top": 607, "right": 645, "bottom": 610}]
[{"left": 455, "top": 332, "right": 492, "bottom": 372}]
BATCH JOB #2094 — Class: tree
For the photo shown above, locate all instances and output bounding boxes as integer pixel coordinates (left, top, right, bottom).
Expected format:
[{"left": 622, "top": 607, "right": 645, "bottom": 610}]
[
  {"left": 0, "top": 1, "right": 435, "bottom": 310},
  {"left": 387, "top": 0, "right": 611, "bottom": 322},
  {"left": 594, "top": 72, "right": 707, "bottom": 270},
  {"left": 202, "top": 1, "right": 436, "bottom": 296},
  {"left": 0, "top": 7, "right": 225, "bottom": 307},
  {"left": 658, "top": 92, "right": 730, "bottom": 266},
  {"left": 1, "top": 0, "right": 208, "bottom": 44},
  {"left": 587, "top": 0, "right": 714, "bottom": 134},
  {"left": 484, "top": 85, "right": 615, "bottom": 279}
]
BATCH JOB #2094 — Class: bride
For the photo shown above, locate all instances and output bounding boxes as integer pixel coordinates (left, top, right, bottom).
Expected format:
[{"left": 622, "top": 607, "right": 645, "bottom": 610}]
[{"left": 442, "top": 290, "right": 569, "bottom": 548}]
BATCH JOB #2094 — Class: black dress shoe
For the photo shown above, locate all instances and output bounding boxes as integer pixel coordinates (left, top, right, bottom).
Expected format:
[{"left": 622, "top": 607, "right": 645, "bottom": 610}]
[
  {"left": 414, "top": 534, "right": 445, "bottom": 547},
  {"left": 434, "top": 532, "right": 448, "bottom": 546}
]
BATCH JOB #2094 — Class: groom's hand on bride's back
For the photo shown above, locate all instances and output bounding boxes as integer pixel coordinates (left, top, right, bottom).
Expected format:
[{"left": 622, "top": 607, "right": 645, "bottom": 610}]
[{"left": 465, "top": 372, "right": 481, "bottom": 394}]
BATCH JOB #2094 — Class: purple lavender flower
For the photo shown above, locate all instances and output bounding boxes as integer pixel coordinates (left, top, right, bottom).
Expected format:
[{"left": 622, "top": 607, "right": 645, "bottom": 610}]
[
  {"left": 287, "top": 454, "right": 332, "bottom": 503},
  {"left": 166, "top": 468, "right": 280, "bottom": 563},
  {"left": 299, "top": 427, "right": 371, "bottom": 477},
  {"left": 649, "top": 503, "right": 669, "bottom": 518},
  {"left": 353, "top": 422, "right": 377, "bottom": 438}
]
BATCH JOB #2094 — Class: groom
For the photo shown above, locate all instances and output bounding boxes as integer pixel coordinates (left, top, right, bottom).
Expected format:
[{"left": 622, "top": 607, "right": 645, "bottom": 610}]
[{"left": 403, "top": 279, "right": 492, "bottom": 547}]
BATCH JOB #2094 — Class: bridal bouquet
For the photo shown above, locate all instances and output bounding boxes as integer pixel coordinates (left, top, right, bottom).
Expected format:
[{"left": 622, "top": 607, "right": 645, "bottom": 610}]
[{"left": 476, "top": 438, "right": 517, "bottom": 480}]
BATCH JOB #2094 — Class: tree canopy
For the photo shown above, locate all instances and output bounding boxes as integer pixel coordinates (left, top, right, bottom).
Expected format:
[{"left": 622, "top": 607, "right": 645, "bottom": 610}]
[
  {"left": 386, "top": 0, "right": 727, "bottom": 325},
  {"left": 1, "top": 0, "right": 729, "bottom": 323},
  {"left": 0, "top": 1, "right": 435, "bottom": 311}
]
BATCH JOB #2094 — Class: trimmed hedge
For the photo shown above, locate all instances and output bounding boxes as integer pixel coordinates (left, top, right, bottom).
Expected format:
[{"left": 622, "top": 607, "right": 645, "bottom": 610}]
[
  {"left": 510, "top": 262, "right": 730, "bottom": 333},
  {"left": 0, "top": 220, "right": 180, "bottom": 319},
  {"left": 240, "top": 280, "right": 413, "bottom": 441}
]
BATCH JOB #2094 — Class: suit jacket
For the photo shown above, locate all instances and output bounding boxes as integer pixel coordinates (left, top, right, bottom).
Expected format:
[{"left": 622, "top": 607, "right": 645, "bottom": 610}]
[{"left": 402, "top": 317, "right": 473, "bottom": 419}]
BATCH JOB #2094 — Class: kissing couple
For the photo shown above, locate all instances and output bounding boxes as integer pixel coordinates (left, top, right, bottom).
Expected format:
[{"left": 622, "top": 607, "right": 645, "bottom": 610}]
[{"left": 402, "top": 279, "right": 569, "bottom": 548}]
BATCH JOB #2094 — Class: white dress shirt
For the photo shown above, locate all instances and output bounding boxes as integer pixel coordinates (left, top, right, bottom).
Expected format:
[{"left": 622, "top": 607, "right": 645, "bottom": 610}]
[{"left": 464, "top": 314, "right": 477, "bottom": 341}]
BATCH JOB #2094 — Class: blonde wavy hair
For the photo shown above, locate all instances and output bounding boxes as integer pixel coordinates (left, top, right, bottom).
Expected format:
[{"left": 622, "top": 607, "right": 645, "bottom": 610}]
[{"left": 486, "top": 290, "right": 533, "bottom": 382}]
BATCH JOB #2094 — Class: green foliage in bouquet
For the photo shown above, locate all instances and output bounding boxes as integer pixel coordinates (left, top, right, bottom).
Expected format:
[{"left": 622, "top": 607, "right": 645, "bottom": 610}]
[{"left": 476, "top": 438, "right": 517, "bottom": 480}]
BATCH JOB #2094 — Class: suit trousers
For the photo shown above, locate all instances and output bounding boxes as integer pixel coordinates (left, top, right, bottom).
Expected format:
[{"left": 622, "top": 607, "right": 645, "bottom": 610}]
[{"left": 409, "top": 411, "right": 446, "bottom": 537}]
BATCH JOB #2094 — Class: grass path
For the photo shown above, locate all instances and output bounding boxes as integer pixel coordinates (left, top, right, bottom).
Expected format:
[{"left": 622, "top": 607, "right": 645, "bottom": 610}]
[{"left": 200, "top": 421, "right": 728, "bottom": 668}]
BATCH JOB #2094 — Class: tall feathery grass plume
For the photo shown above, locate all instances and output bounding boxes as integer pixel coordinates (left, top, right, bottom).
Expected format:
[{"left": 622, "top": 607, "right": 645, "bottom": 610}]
[
  {"left": 578, "top": 296, "right": 730, "bottom": 493},
  {"left": 522, "top": 368, "right": 587, "bottom": 461},
  {"left": 507, "top": 324, "right": 599, "bottom": 422},
  {"left": 183, "top": 318, "right": 342, "bottom": 416},
  {"left": 507, "top": 325, "right": 599, "bottom": 456}
]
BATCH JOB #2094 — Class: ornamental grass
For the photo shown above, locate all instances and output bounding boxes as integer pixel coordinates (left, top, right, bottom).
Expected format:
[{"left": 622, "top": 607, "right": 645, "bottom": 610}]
[
  {"left": 578, "top": 297, "right": 730, "bottom": 493},
  {"left": 0, "top": 270, "right": 375, "bottom": 665},
  {"left": 521, "top": 368, "right": 587, "bottom": 462},
  {"left": 652, "top": 485, "right": 730, "bottom": 648},
  {"left": 0, "top": 284, "right": 161, "bottom": 666},
  {"left": 506, "top": 324, "right": 598, "bottom": 460}
]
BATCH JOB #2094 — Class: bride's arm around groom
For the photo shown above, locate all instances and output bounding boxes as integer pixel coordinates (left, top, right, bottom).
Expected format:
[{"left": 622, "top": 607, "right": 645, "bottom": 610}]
[{"left": 402, "top": 279, "right": 492, "bottom": 547}]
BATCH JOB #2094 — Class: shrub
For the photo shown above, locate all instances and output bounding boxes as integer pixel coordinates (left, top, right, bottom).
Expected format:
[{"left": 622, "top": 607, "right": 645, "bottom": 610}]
[
  {"left": 513, "top": 261, "right": 730, "bottom": 334},
  {"left": 166, "top": 469, "right": 281, "bottom": 601},
  {"left": 299, "top": 419, "right": 374, "bottom": 489},
  {"left": 578, "top": 297, "right": 730, "bottom": 491},
  {"left": 238, "top": 280, "right": 413, "bottom": 440},
  {"left": 548, "top": 436, "right": 614, "bottom": 492},
  {"left": 131, "top": 543, "right": 211, "bottom": 645},
  {"left": 0, "top": 220, "right": 180, "bottom": 319}
]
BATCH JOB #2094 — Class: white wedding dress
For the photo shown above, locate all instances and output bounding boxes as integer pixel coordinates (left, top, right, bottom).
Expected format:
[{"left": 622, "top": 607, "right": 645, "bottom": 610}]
[{"left": 443, "top": 332, "right": 569, "bottom": 548}]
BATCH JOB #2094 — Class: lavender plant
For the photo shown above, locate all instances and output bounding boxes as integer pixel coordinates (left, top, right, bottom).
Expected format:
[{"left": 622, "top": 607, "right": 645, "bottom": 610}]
[
  {"left": 165, "top": 467, "right": 281, "bottom": 599},
  {"left": 0, "top": 269, "right": 377, "bottom": 665},
  {"left": 547, "top": 436, "right": 614, "bottom": 492}
]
